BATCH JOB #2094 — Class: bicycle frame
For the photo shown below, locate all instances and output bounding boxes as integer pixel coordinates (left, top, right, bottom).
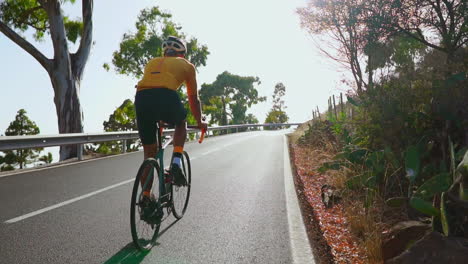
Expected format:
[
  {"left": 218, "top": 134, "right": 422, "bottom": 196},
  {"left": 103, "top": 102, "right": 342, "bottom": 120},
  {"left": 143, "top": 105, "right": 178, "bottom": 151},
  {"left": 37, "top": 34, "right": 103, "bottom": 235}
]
[{"left": 140, "top": 123, "right": 205, "bottom": 206}]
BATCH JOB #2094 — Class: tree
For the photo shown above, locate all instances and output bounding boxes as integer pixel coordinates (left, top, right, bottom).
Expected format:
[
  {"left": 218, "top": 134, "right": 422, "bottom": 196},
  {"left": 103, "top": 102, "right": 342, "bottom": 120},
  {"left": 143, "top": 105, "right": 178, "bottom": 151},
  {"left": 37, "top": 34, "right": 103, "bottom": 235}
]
[
  {"left": 93, "top": 99, "right": 140, "bottom": 154},
  {"left": 386, "top": 0, "right": 468, "bottom": 71},
  {"left": 39, "top": 152, "right": 53, "bottom": 164},
  {"left": 105, "top": 7, "right": 209, "bottom": 78},
  {"left": 299, "top": 0, "right": 467, "bottom": 91},
  {"left": 245, "top": 114, "right": 259, "bottom": 124},
  {"left": 298, "top": 0, "right": 371, "bottom": 92},
  {"left": 271, "top": 82, "right": 286, "bottom": 112},
  {"left": 2, "top": 109, "right": 42, "bottom": 169},
  {"left": 200, "top": 71, "right": 266, "bottom": 126},
  {"left": 264, "top": 82, "right": 289, "bottom": 130},
  {"left": 265, "top": 110, "right": 289, "bottom": 130},
  {"left": 1, "top": 152, "right": 16, "bottom": 171},
  {"left": 103, "top": 99, "right": 137, "bottom": 132},
  {"left": 0, "top": 0, "right": 93, "bottom": 160}
]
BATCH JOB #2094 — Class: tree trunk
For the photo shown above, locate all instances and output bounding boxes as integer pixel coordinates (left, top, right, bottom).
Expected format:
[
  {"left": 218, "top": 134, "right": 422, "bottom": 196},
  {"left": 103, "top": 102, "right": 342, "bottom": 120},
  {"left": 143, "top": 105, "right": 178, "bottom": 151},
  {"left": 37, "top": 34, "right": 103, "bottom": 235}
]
[
  {"left": 50, "top": 72, "right": 84, "bottom": 160},
  {"left": 221, "top": 96, "right": 228, "bottom": 126},
  {"left": 45, "top": 0, "right": 92, "bottom": 160}
]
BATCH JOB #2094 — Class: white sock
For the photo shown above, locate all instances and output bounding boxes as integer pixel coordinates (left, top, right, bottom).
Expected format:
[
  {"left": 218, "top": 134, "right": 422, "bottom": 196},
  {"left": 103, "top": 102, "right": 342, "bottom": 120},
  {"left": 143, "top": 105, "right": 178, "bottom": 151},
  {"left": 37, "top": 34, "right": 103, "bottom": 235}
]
[{"left": 173, "top": 157, "right": 181, "bottom": 167}]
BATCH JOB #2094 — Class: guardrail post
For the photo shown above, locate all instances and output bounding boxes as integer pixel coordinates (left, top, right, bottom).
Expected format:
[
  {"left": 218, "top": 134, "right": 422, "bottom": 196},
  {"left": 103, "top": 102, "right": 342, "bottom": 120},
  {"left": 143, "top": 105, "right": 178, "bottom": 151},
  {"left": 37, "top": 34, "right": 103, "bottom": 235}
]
[
  {"left": 236, "top": 127, "right": 239, "bottom": 133},
  {"left": 77, "top": 144, "right": 83, "bottom": 161},
  {"left": 122, "top": 140, "right": 127, "bottom": 153}
]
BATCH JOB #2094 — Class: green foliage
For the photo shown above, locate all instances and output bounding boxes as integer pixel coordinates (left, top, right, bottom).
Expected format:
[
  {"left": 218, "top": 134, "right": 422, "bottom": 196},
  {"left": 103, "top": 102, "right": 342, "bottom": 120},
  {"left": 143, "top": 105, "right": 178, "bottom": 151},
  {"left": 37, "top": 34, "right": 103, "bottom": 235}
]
[
  {"left": 409, "top": 197, "right": 440, "bottom": 217},
  {"left": 0, "top": 0, "right": 82, "bottom": 42},
  {"left": 103, "top": 99, "right": 137, "bottom": 132},
  {"left": 39, "top": 152, "right": 53, "bottom": 164},
  {"left": 264, "top": 110, "right": 289, "bottom": 130},
  {"left": 1, "top": 109, "right": 42, "bottom": 170},
  {"left": 200, "top": 71, "right": 266, "bottom": 126},
  {"left": 64, "top": 17, "right": 83, "bottom": 43},
  {"left": 92, "top": 99, "right": 140, "bottom": 154},
  {"left": 413, "top": 173, "right": 452, "bottom": 200},
  {"left": 299, "top": 0, "right": 468, "bottom": 239},
  {"left": 264, "top": 82, "right": 289, "bottom": 130},
  {"left": 107, "top": 7, "right": 209, "bottom": 79},
  {"left": 245, "top": 114, "right": 259, "bottom": 124},
  {"left": 440, "top": 192, "right": 450, "bottom": 236}
]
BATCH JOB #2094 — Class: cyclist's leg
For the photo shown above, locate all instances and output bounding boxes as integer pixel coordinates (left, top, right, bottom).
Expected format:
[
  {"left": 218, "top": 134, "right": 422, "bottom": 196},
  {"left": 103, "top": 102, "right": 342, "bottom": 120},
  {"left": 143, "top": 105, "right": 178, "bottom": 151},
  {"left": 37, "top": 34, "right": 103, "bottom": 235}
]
[
  {"left": 135, "top": 89, "right": 159, "bottom": 197},
  {"left": 141, "top": 144, "right": 157, "bottom": 197},
  {"left": 159, "top": 89, "right": 187, "bottom": 164},
  {"left": 173, "top": 120, "right": 187, "bottom": 158}
]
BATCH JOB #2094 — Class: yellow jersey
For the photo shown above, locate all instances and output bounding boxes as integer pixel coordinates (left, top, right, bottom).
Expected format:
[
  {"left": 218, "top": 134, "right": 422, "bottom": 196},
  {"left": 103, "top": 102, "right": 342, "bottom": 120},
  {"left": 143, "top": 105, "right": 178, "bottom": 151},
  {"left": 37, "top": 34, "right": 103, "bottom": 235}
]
[{"left": 136, "top": 57, "right": 197, "bottom": 96}]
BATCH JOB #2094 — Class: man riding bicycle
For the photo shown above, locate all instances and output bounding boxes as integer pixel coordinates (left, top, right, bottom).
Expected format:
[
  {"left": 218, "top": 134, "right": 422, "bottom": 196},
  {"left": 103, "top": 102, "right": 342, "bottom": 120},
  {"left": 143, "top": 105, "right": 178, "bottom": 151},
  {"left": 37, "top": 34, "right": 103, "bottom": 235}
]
[{"left": 135, "top": 36, "right": 207, "bottom": 191}]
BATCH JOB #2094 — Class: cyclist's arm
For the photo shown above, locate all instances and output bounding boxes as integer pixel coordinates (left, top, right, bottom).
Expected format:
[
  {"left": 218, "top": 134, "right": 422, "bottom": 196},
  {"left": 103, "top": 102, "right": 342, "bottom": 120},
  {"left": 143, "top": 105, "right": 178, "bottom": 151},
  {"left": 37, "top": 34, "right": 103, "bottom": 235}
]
[{"left": 185, "top": 64, "right": 205, "bottom": 127}]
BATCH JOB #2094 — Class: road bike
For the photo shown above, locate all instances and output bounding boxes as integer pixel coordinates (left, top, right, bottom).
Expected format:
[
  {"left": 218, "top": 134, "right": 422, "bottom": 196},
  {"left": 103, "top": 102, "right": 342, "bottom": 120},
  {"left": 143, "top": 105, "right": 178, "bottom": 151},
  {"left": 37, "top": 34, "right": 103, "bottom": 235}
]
[{"left": 130, "top": 123, "right": 206, "bottom": 251}]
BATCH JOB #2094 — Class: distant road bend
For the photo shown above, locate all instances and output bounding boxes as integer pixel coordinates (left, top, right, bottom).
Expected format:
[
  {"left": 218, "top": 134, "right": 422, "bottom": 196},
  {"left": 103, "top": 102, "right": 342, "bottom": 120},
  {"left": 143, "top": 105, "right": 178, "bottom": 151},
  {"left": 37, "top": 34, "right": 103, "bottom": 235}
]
[{"left": 0, "top": 130, "right": 314, "bottom": 264}]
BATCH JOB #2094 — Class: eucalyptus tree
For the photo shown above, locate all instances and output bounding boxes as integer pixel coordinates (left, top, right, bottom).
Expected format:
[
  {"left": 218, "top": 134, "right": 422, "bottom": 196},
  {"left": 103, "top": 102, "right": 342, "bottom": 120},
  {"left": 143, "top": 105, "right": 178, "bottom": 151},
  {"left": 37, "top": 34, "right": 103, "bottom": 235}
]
[
  {"left": 0, "top": 0, "right": 93, "bottom": 160},
  {"left": 264, "top": 82, "right": 289, "bottom": 129}
]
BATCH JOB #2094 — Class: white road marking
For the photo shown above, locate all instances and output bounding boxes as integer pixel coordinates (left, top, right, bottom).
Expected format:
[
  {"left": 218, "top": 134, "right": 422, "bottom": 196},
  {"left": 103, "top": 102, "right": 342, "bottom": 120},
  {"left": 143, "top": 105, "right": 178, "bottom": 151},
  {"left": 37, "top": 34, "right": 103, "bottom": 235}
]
[
  {"left": 2, "top": 133, "right": 262, "bottom": 224},
  {"left": 283, "top": 135, "right": 315, "bottom": 263},
  {"left": 4, "top": 178, "right": 134, "bottom": 224},
  {"left": 201, "top": 148, "right": 220, "bottom": 156}
]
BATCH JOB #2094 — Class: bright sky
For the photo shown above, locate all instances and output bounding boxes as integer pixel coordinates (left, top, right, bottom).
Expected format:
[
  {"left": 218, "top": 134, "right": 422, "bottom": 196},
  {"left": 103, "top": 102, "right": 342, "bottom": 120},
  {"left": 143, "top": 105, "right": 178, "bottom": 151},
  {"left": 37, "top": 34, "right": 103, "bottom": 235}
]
[{"left": 0, "top": 0, "right": 344, "bottom": 160}]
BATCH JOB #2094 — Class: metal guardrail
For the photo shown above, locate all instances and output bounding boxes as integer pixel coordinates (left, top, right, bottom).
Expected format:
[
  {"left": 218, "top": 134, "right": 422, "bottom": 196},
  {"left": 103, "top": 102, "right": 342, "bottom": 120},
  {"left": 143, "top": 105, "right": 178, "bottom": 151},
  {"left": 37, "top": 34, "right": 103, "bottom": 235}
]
[{"left": 0, "top": 123, "right": 301, "bottom": 160}]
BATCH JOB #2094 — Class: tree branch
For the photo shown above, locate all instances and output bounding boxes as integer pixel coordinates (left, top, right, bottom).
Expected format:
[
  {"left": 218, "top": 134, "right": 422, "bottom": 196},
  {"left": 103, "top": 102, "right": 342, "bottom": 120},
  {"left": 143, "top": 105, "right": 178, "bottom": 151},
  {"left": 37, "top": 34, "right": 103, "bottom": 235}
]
[
  {"left": 0, "top": 21, "right": 51, "bottom": 71},
  {"left": 72, "top": 0, "right": 93, "bottom": 79},
  {"left": 398, "top": 25, "right": 446, "bottom": 52}
]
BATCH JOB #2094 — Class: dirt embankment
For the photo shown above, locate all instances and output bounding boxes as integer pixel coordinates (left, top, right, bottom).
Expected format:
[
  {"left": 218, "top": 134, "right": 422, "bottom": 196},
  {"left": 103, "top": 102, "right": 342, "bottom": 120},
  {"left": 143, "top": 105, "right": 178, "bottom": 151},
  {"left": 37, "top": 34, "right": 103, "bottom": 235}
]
[{"left": 288, "top": 135, "right": 368, "bottom": 264}]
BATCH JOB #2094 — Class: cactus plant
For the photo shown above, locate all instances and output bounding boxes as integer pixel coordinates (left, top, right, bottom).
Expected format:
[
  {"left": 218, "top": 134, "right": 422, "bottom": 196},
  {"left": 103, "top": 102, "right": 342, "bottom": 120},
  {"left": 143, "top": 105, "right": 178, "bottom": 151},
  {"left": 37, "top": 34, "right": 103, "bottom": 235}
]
[
  {"left": 413, "top": 172, "right": 451, "bottom": 200},
  {"left": 440, "top": 192, "right": 450, "bottom": 236},
  {"left": 409, "top": 197, "right": 440, "bottom": 217}
]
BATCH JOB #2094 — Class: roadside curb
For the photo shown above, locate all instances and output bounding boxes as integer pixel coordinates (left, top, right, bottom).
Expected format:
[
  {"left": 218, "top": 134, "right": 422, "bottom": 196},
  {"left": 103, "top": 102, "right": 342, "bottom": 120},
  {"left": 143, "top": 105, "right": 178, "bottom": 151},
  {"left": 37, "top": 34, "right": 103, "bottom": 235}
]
[{"left": 283, "top": 135, "right": 316, "bottom": 264}]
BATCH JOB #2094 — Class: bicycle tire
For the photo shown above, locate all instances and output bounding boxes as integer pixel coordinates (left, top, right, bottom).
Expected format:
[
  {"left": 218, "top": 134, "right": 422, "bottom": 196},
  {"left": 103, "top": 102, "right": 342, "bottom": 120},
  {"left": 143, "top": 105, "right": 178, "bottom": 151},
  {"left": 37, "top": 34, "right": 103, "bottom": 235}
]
[
  {"left": 171, "top": 151, "right": 191, "bottom": 219},
  {"left": 130, "top": 158, "right": 162, "bottom": 251}
]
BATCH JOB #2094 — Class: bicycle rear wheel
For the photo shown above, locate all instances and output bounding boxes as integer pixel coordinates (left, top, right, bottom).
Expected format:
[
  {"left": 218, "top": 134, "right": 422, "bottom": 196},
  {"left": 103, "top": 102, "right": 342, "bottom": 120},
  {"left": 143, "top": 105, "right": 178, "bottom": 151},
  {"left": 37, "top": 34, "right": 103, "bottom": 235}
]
[
  {"left": 171, "top": 151, "right": 191, "bottom": 219},
  {"left": 130, "top": 158, "right": 162, "bottom": 251}
]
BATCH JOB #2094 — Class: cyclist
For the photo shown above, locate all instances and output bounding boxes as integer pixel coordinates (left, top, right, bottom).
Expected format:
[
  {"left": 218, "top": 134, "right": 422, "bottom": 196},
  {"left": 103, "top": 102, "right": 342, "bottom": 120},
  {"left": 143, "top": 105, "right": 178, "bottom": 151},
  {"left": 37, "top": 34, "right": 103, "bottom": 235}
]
[{"left": 135, "top": 36, "right": 207, "bottom": 193}]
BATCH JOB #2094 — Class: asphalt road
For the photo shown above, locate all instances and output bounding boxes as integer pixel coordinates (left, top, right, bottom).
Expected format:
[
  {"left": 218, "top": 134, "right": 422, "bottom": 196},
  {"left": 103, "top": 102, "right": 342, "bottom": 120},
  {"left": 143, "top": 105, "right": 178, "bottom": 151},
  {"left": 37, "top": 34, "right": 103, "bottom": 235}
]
[{"left": 0, "top": 130, "right": 302, "bottom": 264}]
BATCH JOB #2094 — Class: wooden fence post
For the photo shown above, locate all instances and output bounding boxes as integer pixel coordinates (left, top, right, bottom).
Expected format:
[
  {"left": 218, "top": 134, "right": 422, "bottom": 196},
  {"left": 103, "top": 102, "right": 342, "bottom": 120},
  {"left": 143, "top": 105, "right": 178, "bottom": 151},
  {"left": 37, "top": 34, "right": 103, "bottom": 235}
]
[
  {"left": 340, "top": 93, "right": 344, "bottom": 115},
  {"left": 333, "top": 95, "right": 338, "bottom": 119}
]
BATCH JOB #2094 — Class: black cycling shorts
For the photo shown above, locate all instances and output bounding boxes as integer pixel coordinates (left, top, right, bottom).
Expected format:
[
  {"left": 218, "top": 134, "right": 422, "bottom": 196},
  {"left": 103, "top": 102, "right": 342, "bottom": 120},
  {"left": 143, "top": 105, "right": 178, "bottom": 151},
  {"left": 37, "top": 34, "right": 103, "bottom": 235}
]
[{"left": 135, "top": 88, "right": 187, "bottom": 145}]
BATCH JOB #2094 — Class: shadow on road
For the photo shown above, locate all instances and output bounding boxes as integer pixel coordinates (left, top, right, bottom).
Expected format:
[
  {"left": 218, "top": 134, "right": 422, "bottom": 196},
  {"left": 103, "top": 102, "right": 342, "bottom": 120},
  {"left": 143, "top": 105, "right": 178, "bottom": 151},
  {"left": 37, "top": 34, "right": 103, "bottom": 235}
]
[
  {"left": 103, "top": 242, "right": 149, "bottom": 264},
  {"left": 158, "top": 218, "right": 179, "bottom": 237},
  {"left": 103, "top": 218, "right": 180, "bottom": 264}
]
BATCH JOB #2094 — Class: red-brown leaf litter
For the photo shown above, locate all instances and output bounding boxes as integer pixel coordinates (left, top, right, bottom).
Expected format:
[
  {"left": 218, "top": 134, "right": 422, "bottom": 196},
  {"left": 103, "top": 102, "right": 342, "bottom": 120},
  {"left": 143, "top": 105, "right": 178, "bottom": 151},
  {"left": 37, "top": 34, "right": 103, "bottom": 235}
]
[{"left": 291, "top": 143, "right": 367, "bottom": 264}]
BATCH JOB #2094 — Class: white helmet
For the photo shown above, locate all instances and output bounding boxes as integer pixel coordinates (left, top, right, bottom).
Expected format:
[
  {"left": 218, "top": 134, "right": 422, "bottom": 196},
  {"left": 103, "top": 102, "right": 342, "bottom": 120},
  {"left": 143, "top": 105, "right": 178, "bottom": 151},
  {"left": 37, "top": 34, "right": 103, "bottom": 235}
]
[{"left": 162, "top": 36, "right": 186, "bottom": 55}]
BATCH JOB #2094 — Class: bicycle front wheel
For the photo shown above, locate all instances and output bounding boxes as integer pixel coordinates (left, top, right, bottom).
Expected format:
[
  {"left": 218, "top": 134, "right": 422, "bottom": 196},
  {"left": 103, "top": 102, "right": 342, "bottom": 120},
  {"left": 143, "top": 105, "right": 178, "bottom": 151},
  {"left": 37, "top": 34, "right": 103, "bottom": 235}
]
[
  {"left": 171, "top": 151, "right": 191, "bottom": 219},
  {"left": 130, "top": 158, "right": 162, "bottom": 251}
]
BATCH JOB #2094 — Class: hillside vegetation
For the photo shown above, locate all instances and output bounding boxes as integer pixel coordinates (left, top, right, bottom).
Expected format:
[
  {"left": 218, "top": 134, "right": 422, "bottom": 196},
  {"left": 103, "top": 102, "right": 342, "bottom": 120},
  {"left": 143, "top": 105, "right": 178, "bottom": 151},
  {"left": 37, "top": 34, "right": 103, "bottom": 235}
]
[{"left": 296, "top": 0, "right": 467, "bottom": 263}]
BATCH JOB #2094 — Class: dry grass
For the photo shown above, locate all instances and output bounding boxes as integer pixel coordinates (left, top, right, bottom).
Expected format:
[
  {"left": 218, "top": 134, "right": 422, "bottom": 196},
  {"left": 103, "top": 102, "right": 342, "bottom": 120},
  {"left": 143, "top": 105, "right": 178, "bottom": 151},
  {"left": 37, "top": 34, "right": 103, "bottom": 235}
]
[{"left": 344, "top": 200, "right": 384, "bottom": 264}]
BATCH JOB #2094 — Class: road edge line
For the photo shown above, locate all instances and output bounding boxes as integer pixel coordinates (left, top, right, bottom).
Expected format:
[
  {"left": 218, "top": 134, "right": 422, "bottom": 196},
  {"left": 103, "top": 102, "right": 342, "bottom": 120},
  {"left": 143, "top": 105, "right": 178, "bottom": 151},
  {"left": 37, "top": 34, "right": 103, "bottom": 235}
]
[{"left": 283, "top": 135, "right": 315, "bottom": 264}]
